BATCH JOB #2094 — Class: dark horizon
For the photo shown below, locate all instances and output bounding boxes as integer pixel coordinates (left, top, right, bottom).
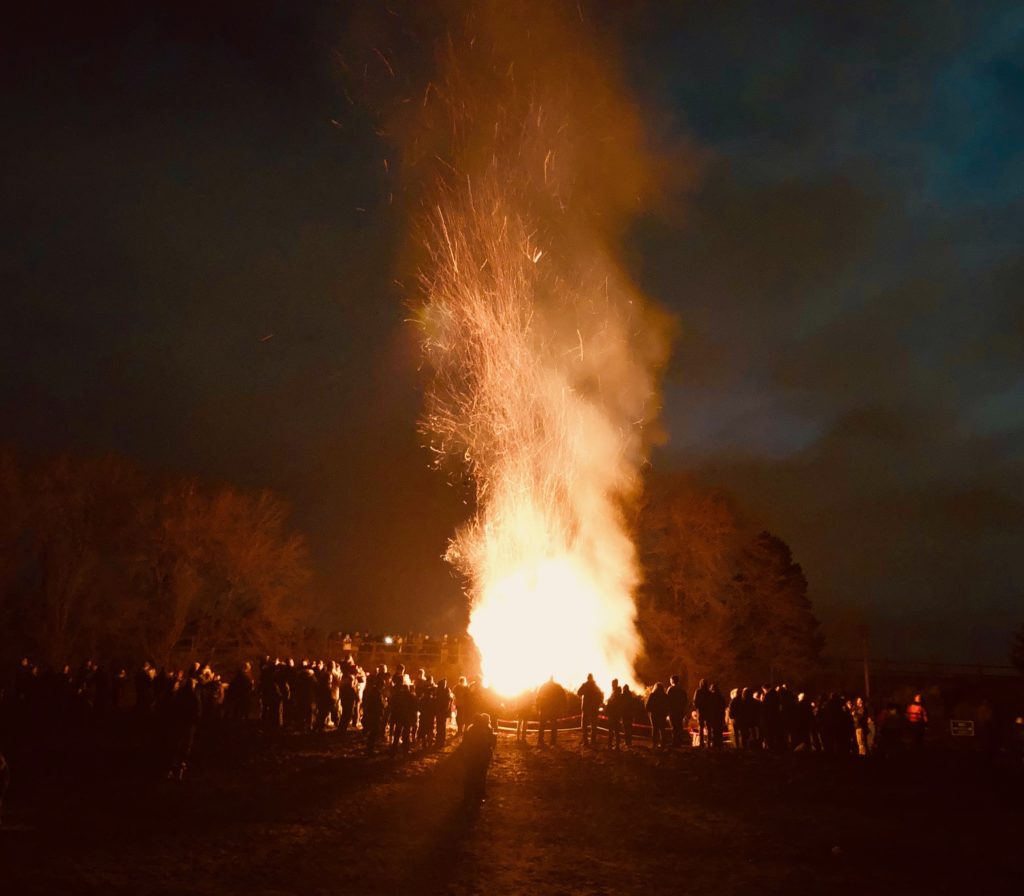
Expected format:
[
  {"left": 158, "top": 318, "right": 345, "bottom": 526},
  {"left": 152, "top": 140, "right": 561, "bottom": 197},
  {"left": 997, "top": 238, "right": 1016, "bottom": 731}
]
[{"left": 3, "top": 1, "right": 1022, "bottom": 663}]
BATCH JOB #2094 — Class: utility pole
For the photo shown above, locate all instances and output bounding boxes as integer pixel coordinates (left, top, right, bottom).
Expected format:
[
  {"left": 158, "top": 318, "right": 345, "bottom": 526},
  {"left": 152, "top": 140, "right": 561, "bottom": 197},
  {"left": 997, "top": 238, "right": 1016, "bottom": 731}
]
[{"left": 860, "top": 623, "right": 871, "bottom": 699}]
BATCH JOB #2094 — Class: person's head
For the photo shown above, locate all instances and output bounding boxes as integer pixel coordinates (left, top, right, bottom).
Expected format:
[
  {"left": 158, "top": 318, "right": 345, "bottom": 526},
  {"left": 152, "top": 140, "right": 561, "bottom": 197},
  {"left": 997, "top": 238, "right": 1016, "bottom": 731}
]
[
  {"left": 611, "top": 678, "right": 619, "bottom": 689},
  {"left": 623, "top": 684, "right": 632, "bottom": 695},
  {"left": 586, "top": 673, "right": 594, "bottom": 682},
  {"left": 475, "top": 712, "right": 492, "bottom": 729}
]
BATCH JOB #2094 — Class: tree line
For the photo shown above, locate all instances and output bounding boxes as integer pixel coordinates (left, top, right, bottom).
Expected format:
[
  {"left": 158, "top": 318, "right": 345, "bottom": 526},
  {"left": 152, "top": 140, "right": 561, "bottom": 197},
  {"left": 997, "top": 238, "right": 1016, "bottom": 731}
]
[
  {"left": 0, "top": 449, "right": 825, "bottom": 681},
  {"left": 0, "top": 448, "right": 311, "bottom": 666}
]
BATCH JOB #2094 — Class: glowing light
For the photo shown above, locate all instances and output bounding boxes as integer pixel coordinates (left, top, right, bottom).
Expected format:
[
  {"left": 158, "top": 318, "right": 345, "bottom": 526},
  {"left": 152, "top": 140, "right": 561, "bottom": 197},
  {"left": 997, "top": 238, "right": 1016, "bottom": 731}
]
[
  {"left": 411, "top": 3, "right": 670, "bottom": 697},
  {"left": 469, "top": 556, "right": 637, "bottom": 696}
]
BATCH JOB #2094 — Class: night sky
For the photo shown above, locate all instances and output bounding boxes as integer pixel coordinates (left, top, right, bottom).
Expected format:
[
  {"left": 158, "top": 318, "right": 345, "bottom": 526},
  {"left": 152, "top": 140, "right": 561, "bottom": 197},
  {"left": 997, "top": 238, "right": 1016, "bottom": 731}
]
[{"left": 4, "top": 2, "right": 1022, "bottom": 661}]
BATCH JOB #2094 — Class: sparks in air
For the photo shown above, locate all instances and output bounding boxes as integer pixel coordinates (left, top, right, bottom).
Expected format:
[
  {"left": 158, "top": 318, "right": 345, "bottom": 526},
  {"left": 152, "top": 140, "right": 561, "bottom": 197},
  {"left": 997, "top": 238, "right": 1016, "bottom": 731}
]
[{"left": 412, "top": 1, "right": 670, "bottom": 697}]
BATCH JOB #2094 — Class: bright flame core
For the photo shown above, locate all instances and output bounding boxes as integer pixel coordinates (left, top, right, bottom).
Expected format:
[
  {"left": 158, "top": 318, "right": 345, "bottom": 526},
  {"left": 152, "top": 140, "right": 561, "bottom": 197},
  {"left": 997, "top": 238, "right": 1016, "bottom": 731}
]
[
  {"left": 412, "top": 2, "right": 670, "bottom": 697},
  {"left": 469, "top": 556, "right": 638, "bottom": 696}
]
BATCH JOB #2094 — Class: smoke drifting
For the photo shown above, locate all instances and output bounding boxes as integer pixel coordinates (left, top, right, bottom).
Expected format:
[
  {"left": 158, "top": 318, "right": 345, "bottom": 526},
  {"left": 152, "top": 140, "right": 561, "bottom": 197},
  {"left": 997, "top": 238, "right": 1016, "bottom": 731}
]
[{"left": 410, "top": 1, "right": 673, "bottom": 692}]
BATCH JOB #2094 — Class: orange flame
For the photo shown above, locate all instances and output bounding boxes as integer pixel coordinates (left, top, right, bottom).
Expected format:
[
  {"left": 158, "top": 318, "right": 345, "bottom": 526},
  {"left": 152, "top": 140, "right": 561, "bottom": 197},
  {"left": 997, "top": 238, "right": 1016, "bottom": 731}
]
[{"left": 413, "top": 2, "right": 671, "bottom": 696}]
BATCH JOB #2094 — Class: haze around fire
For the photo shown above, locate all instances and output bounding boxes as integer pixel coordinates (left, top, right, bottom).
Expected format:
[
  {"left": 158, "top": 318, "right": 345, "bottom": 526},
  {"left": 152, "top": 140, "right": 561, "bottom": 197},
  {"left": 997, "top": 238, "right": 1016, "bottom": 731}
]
[{"left": 410, "top": 1, "right": 676, "bottom": 694}]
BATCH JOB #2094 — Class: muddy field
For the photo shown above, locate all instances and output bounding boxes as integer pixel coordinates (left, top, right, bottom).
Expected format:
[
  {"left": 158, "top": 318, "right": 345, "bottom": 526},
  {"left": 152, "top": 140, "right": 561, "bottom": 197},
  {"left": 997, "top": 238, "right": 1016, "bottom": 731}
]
[{"left": 1, "top": 725, "right": 1021, "bottom": 895}]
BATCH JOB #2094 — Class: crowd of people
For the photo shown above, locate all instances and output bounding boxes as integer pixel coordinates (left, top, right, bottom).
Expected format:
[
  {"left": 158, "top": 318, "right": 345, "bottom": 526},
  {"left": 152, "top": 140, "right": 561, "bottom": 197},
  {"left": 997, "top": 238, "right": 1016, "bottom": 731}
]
[
  {"left": 1, "top": 655, "right": 1008, "bottom": 794},
  {"left": 518, "top": 674, "right": 929, "bottom": 758}
]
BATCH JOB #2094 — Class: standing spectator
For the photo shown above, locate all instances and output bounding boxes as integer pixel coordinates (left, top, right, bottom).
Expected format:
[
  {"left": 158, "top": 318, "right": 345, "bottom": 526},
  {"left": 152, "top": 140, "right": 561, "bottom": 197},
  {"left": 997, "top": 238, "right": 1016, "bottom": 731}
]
[
  {"left": 666, "top": 675, "right": 689, "bottom": 748},
  {"left": 706, "top": 683, "right": 727, "bottom": 748},
  {"left": 453, "top": 677, "right": 473, "bottom": 736},
  {"left": 339, "top": 665, "right": 359, "bottom": 732},
  {"left": 362, "top": 678, "right": 386, "bottom": 756},
  {"left": 692, "top": 679, "right": 711, "bottom": 748},
  {"left": 536, "top": 677, "right": 564, "bottom": 747},
  {"left": 852, "top": 696, "right": 872, "bottom": 756},
  {"left": 167, "top": 677, "right": 202, "bottom": 781},
  {"left": 605, "top": 680, "right": 624, "bottom": 750},
  {"left": 646, "top": 682, "right": 670, "bottom": 750},
  {"left": 906, "top": 693, "right": 928, "bottom": 751},
  {"left": 620, "top": 684, "right": 638, "bottom": 749},
  {"left": 875, "top": 703, "right": 902, "bottom": 759},
  {"left": 460, "top": 714, "right": 497, "bottom": 803},
  {"left": 389, "top": 678, "right": 416, "bottom": 755},
  {"left": 793, "top": 692, "right": 813, "bottom": 751},
  {"left": 513, "top": 689, "right": 532, "bottom": 743},
  {"left": 432, "top": 679, "right": 454, "bottom": 747},
  {"left": 576, "top": 674, "right": 604, "bottom": 747},
  {"left": 226, "top": 663, "right": 254, "bottom": 722}
]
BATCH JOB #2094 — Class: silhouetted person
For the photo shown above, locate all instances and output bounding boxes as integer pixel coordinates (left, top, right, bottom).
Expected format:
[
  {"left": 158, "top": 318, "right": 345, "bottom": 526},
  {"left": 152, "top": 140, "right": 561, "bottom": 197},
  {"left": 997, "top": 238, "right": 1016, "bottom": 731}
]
[
  {"left": 577, "top": 674, "right": 604, "bottom": 747},
  {"left": 433, "top": 679, "right": 454, "bottom": 747},
  {"left": 339, "top": 668, "right": 359, "bottom": 732},
  {"left": 852, "top": 696, "right": 872, "bottom": 755},
  {"left": 793, "top": 692, "right": 813, "bottom": 751},
  {"left": 646, "top": 682, "right": 670, "bottom": 749},
  {"left": 605, "top": 680, "right": 624, "bottom": 750},
  {"left": 167, "top": 677, "right": 201, "bottom": 781},
  {"left": 762, "top": 685, "right": 782, "bottom": 751},
  {"left": 453, "top": 676, "right": 473, "bottom": 735},
  {"left": 692, "top": 679, "right": 711, "bottom": 747},
  {"left": 705, "top": 683, "right": 726, "bottom": 748},
  {"left": 460, "top": 713, "right": 497, "bottom": 803},
  {"left": 620, "top": 685, "right": 638, "bottom": 748},
  {"left": 536, "top": 677, "right": 564, "bottom": 746},
  {"left": 666, "top": 675, "right": 689, "bottom": 748},
  {"left": 390, "top": 679, "right": 416, "bottom": 754},
  {"left": 362, "top": 679, "right": 385, "bottom": 756},
  {"left": 906, "top": 693, "right": 928, "bottom": 751},
  {"left": 779, "top": 684, "right": 797, "bottom": 749},
  {"left": 513, "top": 689, "right": 533, "bottom": 743},
  {"left": 875, "top": 702, "right": 902, "bottom": 759},
  {"left": 225, "top": 663, "right": 254, "bottom": 722}
]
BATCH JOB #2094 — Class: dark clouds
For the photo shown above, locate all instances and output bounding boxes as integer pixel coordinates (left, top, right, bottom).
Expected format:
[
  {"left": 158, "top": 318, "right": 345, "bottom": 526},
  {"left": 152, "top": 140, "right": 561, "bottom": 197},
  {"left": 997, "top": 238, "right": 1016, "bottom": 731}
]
[
  {"left": 621, "top": 1, "right": 1024, "bottom": 660},
  {"left": 2, "top": 2, "right": 1022, "bottom": 657}
]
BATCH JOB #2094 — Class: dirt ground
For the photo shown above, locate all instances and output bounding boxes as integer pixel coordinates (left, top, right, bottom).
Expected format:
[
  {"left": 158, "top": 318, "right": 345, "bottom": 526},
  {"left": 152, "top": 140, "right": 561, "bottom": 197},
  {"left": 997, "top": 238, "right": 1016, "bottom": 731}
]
[{"left": 1, "top": 725, "right": 1021, "bottom": 896}]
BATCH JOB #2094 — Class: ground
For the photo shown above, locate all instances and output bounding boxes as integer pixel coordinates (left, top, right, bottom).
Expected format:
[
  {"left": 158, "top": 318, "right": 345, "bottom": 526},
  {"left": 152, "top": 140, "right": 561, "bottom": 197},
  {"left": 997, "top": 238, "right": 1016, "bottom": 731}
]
[{"left": 1, "top": 726, "right": 1021, "bottom": 895}]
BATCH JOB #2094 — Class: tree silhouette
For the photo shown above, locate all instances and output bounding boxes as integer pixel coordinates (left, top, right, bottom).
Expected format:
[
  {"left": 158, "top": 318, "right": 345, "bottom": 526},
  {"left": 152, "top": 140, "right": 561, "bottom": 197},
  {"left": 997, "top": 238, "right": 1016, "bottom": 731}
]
[
  {"left": 0, "top": 450, "right": 311, "bottom": 665},
  {"left": 636, "top": 472, "right": 822, "bottom": 683}
]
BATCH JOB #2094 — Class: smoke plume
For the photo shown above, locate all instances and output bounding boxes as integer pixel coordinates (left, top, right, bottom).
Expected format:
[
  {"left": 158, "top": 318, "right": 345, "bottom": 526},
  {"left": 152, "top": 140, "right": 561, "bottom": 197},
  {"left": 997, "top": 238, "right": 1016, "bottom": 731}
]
[{"left": 411, "top": 1, "right": 672, "bottom": 692}]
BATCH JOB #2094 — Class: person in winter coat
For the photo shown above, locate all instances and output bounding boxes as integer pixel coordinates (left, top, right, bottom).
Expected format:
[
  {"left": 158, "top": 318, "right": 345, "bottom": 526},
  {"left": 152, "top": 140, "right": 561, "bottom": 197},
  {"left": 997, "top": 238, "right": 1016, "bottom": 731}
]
[
  {"left": 666, "top": 675, "right": 689, "bottom": 748},
  {"left": 460, "top": 713, "right": 497, "bottom": 803},
  {"left": 646, "top": 682, "right": 670, "bottom": 749},
  {"left": 576, "top": 674, "right": 605, "bottom": 747}
]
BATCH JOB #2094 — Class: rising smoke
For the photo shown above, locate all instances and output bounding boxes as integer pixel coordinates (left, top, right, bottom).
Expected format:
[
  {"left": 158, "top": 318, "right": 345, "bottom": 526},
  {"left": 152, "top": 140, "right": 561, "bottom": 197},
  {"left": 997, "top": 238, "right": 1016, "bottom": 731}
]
[{"left": 408, "top": 1, "right": 673, "bottom": 692}]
